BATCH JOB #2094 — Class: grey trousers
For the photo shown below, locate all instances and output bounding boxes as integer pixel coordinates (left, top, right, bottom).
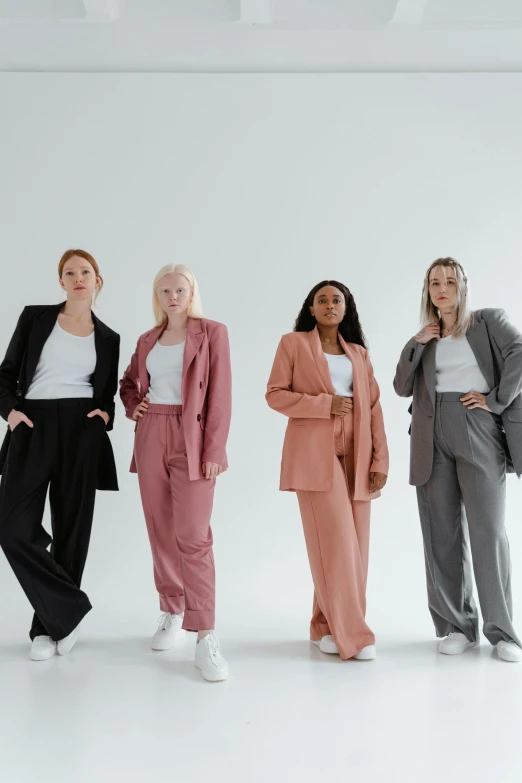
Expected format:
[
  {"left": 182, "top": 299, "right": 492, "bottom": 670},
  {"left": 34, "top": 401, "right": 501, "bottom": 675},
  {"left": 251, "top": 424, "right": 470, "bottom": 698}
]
[{"left": 416, "top": 392, "right": 520, "bottom": 647}]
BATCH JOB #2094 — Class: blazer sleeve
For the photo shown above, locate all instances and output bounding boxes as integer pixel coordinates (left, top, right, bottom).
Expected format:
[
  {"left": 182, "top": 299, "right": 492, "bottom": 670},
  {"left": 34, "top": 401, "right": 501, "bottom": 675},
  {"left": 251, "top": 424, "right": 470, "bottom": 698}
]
[
  {"left": 483, "top": 309, "right": 522, "bottom": 414},
  {"left": 265, "top": 335, "right": 332, "bottom": 418},
  {"left": 393, "top": 336, "right": 426, "bottom": 398},
  {"left": 101, "top": 335, "right": 120, "bottom": 432},
  {"left": 119, "top": 340, "right": 142, "bottom": 420},
  {"left": 0, "top": 307, "right": 32, "bottom": 422},
  {"left": 367, "top": 352, "right": 389, "bottom": 476},
  {"left": 202, "top": 323, "right": 232, "bottom": 466}
]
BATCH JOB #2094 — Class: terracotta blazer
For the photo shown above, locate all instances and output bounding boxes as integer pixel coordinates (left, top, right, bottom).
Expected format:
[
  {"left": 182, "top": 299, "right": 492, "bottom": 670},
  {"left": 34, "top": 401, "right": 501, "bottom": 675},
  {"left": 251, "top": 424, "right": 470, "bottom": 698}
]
[
  {"left": 119, "top": 317, "right": 231, "bottom": 481},
  {"left": 266, "top": 327, "right": 389, "bottom": 500}
]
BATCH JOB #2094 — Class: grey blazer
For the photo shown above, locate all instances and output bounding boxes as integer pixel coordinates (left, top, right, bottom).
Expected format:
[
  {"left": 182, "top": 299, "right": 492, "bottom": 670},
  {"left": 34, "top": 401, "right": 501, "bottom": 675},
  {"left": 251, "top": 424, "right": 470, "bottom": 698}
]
[{"left": 394, "top": 308, "right": 522, "bottom": 486}]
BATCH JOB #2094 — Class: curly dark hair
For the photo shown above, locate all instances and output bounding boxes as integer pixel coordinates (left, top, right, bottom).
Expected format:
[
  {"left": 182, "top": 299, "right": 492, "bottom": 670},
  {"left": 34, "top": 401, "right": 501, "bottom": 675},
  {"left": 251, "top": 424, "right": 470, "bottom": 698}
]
[{"left": 293, "top": 280, "right": 367, "bottom": 348}]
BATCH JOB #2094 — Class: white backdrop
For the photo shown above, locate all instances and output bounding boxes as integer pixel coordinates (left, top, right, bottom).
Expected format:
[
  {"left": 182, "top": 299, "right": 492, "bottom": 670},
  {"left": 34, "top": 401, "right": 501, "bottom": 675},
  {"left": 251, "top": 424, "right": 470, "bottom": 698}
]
[{"left": 1, "top": 73, "right": 522, "bottom": 646}]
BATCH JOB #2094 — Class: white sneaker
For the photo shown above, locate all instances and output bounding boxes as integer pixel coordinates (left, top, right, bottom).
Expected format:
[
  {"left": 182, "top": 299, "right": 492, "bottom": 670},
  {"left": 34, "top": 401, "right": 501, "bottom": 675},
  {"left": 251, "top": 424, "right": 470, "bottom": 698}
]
[
  {"left": 30, "top": 636, "right": 57, "bottom": 661},
  {"left": 438, "top": 632, "right": 479, "bottom": 656},
  {"left": 195, "top": 631, "right": 228, "bottom": 682},
  {"left": 151, "top": 612, "right": 185, "bottom": 651},
  {"left": 497, "top": 640, "right": 522, "bottom": 662},
  {"left": 311, "top": 635, "right": 339, "bottom": 654},
  {"left": 355, "top": 645, "right": 377, "bottom": 661},
  {"left": 57, "top": 624, "right": 80, "bottom": 656}
]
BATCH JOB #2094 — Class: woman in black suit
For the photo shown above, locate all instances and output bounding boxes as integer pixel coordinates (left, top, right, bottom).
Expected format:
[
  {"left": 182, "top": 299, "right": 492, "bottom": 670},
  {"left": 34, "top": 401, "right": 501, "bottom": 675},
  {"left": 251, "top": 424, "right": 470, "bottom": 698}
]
[{"left": 0, "top": 249, "right": 119, "bottom": 661}]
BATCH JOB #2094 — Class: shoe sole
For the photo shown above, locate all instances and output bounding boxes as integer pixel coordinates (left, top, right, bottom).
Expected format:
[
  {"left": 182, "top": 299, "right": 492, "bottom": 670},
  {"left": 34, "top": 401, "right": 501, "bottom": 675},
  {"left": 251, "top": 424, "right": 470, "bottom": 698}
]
[
  {"left": 438, "top": 640, "right": 480, "bottom": 656},
  {"left": 497, "top": 646, "right": 522, "bottom": 663},
  {"left": 194, "top": 662, "right": 228, "bottom": 682},
  {"left": 310, "top": 639, "right": 339, "bottom": 655},
  {"left": 30, "top": 649, "right": 57, "bottom": 661},
  {"left": 354, "top": 652, "right": 376, "bottom": 661},
  {"left": 151, "top": 630, "right": 186, "bottom": 651}
]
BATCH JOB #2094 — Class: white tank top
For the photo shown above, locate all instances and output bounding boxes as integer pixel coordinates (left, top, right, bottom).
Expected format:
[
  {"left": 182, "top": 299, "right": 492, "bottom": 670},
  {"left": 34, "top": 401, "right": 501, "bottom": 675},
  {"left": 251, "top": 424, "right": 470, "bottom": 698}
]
[
  {"left": 26, "top": 321, "right": 96, "bottom": 399},
  {"left": 324, "top": 352, "right": 354, "bottom": 397},
  {"left": 435, "top": 335, "right": 489, "bottom": 393},
  {"left": 146, "top": 341, "right": 185, "bottom": 405}
]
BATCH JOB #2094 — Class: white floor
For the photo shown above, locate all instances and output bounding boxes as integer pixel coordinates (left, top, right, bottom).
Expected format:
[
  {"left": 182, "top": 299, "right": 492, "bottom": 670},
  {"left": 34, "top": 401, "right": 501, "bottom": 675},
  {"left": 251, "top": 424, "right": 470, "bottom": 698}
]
[{"left": 1, "top": 618, "right": 521, "bottom": 783}]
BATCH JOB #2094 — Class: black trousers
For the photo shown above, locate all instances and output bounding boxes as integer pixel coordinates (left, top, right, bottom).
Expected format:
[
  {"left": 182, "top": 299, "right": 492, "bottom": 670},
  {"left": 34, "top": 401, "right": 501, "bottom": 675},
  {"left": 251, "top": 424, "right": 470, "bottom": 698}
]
[{"left": 0, "top": 399, "right": 105, "bottom": 641}]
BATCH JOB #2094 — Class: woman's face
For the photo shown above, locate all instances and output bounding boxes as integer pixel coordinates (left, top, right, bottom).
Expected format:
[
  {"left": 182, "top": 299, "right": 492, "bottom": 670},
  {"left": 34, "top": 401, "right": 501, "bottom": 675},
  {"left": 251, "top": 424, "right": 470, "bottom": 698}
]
[
  {"left": 310, "top": 286, "right": 346, "bottom": 327},
  {"left": 428, "top": 266, "right": 458, "bottom": 311},
  {"left": 60, "top": 256, "right": 100, "bottom": 301},
  {"left": 156, "top": 273, "right": 192, "bottom": 317}
]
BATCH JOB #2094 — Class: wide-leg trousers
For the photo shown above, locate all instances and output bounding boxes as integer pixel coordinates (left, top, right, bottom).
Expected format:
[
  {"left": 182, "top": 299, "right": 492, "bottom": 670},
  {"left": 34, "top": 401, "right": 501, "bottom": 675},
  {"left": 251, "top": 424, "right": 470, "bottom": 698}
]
[
  {"left": 296, "top": 411, "right": 375, "bottom": 660},
  {"left": 0, "top": 399, "right": 104, "bottom": 641},
  {"left": 133, "top": 404, "right": 216, "bottom": 632},
  {"left": 416, "top": 392, "right": 520, "bottom": 647}
]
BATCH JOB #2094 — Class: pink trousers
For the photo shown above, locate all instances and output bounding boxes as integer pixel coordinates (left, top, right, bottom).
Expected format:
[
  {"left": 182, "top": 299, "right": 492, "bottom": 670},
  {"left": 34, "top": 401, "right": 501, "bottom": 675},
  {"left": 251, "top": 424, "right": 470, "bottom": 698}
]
[
  {"left": 296, "top": 411, "right": 374, "bottom": 659},
  {"left": 134, "top": 405, "right": 215, "bottom": 631}
]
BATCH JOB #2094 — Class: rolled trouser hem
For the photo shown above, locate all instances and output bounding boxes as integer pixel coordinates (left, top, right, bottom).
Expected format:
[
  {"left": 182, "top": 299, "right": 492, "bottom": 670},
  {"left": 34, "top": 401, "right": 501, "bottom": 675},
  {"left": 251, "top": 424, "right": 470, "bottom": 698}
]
[
  {"left": 159, "top": 596, "right": 185, "bottom": 615},
  {"left": 182, "top": 609, "right": 215, "bottom": 632},
  {"left": 30, "top": 600, "right": 92, "bottom": 642}
]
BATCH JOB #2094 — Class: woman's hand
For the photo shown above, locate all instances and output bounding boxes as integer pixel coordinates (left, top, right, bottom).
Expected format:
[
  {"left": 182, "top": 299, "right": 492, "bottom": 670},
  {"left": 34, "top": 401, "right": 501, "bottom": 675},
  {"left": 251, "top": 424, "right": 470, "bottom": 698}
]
[
  {"left": 88, "top": 409, "right": 110, "bottom": 426},
  {"left": 414, "top": 323, "right": 440, "bottom": 344},
  {"left": 132, "top": 397, "right": 150, "bottom": 420},
  {"left": 331, "top": 395, "right": 353, "bottom": 416},
  {"left": 7, "top": 410, "right": 33, "bottom": 432},
  {"left": 460, "top": 392, "right": 491, "bottom": 412},
  {"left": 202, "top": 462, "right": 224, "bottom": 480},
  {"left": 370, "top": 472, "right": 387, "bottom": 493}
]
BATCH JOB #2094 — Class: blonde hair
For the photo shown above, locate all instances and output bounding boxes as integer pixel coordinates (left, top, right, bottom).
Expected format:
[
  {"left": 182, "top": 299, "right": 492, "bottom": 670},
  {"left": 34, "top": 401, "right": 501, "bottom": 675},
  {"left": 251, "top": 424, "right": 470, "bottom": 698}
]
[
  {"left": 58, "top": 249, "right": 103, "bottom": 303},
  {"left": 152, "top": 264, "right": 204, "bottom": 326},
  {"left": 420, "top": 257, "right": 473, "bottom": 338}
]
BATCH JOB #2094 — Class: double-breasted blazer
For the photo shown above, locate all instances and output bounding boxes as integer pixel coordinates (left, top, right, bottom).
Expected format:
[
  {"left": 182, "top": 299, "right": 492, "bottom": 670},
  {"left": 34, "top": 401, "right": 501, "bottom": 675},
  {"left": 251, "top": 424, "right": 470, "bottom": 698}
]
[
  {"left": 119, "top": 317, "right": 232, "bottom": 481},
  {"left": 266, "top": 327, "right": 389, "bottom": 500},
  {"left": 0, "top": 303, "right": 120, "bottom": 491},
  {"left": 394, "top": 308, "right": 522, "bottom": 486}
]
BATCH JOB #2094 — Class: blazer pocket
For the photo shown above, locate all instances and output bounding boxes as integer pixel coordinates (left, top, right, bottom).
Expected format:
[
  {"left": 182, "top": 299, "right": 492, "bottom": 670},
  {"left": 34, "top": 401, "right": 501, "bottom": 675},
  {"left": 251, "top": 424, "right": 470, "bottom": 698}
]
[{"left": 506, "top": 409, "right": 522, "bottom": 422}]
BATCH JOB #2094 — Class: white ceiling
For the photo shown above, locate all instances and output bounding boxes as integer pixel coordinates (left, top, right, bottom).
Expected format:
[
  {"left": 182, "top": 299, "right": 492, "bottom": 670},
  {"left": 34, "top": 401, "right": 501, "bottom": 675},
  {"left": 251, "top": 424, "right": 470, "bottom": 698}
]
[{"left": 1, "top": 0, "right": 522, "bottom": 71}]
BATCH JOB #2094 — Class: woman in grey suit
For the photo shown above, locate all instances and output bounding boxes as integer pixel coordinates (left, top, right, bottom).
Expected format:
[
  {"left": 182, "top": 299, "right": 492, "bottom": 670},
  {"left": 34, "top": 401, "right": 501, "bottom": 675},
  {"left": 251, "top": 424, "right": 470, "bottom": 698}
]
[{"left": 394, "top": 257, "right": 522, "bottom": 663}]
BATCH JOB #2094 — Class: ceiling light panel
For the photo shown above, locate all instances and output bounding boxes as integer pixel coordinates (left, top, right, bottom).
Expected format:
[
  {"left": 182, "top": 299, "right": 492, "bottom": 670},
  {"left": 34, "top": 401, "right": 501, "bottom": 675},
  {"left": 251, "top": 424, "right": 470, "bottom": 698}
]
[
  {"left": 0, "top": 0, "right": 86, "bottom": 19},
  {"left": 120, "top": 0, "right": 240, "bottom": 24},
  {"left": 272, "top": 0, "right": 400, "bottom": 28}
]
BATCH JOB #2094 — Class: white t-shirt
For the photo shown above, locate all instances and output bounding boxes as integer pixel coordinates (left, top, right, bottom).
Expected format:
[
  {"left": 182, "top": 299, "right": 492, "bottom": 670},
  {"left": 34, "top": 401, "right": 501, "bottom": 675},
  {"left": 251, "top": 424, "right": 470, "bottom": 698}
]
[
  {"left": 435, "top": 335, "right": 489, "bottom": 394},
  {"left": 146, "top": 341, "right": 185, "bottom": 405},
  {"left": 26, "top": 321, "right": 96, "bottom": 399},
  {"left": 325, "top": 352, "right": 354, "bottom": 397}
]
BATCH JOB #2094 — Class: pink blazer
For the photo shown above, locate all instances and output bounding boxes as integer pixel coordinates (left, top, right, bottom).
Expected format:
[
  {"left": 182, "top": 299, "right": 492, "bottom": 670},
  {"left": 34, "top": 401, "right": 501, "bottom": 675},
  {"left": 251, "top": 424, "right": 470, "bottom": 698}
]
[
  {"left": 266, "top": 328, "right": 389, "bottom": 500},
  {"left": 119, "top": 317, "right": 232, "bottom": 481}
]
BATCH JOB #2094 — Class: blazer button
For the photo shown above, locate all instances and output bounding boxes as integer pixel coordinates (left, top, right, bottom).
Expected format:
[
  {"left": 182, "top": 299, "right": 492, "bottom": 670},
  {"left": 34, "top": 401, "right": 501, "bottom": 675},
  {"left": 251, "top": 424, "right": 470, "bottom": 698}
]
[{"left": 197, "top": 414, "right": 201, "bottom": 422}]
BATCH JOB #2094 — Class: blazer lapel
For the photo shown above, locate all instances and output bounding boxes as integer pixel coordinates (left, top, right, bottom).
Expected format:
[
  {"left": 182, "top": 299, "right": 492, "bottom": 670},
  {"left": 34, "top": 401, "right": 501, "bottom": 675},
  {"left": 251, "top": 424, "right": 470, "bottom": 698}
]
[
  {"left": 421, "top": 339, "right": 437, "bottom": 411},
  {"left": 307, "top": 327, "right": 335, "bottom": 394},
  {"left": 183, "top": 318, "right": 204, "bottom": 378},
  {"left": 465, "top": 317, "right": 496, "bottom": 389},
  {"left": 24, "top": 303, "right": 63, "bottom": 390},
  {"left": 91, "top": 313, "right": 111, "bottom": 400},
  {"left": 141, "top": 324, "right": 166, "bottom": 395}
]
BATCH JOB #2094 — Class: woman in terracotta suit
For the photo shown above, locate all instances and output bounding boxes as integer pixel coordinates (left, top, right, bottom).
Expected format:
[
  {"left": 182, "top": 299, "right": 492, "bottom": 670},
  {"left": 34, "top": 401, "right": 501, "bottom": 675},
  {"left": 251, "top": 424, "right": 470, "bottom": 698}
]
[
  {"left": 266, "top": 280, "right": 389, "bottom": 660},
  {"left": 120, "top": 264, "right": 231, "bottom": 682}
]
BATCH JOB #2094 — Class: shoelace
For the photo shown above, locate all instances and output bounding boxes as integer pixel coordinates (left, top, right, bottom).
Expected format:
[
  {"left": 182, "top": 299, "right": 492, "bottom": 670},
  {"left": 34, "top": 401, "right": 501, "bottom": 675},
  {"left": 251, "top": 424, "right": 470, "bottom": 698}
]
[
  {"left": 202, "top": 632, "right": 220, "bottom": 664},
  {"left": 157, "top": 612, "right": 173, "bottom": 631}
]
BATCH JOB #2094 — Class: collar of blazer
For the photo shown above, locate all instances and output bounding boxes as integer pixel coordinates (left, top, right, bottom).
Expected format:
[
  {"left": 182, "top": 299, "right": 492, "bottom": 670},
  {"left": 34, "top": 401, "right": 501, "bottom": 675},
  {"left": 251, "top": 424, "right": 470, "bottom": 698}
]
[
  {"left": 307, "top": 325, "right": 366, "bottom": 413},
  {"left": 139, "top": 316, "right": 205, "bottom": 396},
  {"left": 24, "top": 303, "right": 113, "bottom": 397},
  {"left": 420, "top": 314, "right": 496, "bottom": 410}
]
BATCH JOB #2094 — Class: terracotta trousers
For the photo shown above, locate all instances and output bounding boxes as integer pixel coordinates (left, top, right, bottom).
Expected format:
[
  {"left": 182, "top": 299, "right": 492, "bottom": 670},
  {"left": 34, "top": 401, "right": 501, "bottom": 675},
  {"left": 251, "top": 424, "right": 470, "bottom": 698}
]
[
  {"left": 134, "top": 405, "right": 215, "bottom": 631},
  {"left": 296, "top": 411, "right": 374, "bottom": 659}
]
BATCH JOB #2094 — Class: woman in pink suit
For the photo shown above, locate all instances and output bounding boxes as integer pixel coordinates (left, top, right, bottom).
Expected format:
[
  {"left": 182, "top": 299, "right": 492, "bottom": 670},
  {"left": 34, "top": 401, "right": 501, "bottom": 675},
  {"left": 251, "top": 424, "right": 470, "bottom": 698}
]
[
  {"left": 266, "top": 281, "right": 389, "bottom": 660},
  {"left": 120, "top": 264, "right": 231, "bottom": 682}
]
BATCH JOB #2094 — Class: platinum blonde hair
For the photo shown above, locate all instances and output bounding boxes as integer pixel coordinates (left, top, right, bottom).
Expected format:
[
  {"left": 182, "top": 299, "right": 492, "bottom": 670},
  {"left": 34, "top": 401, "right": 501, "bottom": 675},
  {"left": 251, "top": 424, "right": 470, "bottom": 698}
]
[
  {"left": 420, "top": 257, "right": 473, "bottom": 338},
  {"left": 152, "top": 264, "right": 204, "bottom": 327}
]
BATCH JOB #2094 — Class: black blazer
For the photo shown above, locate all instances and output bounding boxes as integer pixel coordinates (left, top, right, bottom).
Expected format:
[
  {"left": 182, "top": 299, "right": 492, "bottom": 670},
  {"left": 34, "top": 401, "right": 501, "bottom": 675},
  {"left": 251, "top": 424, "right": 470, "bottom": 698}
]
[{"left": 0, "top": 303, "right": 120, "bottom": 491}]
